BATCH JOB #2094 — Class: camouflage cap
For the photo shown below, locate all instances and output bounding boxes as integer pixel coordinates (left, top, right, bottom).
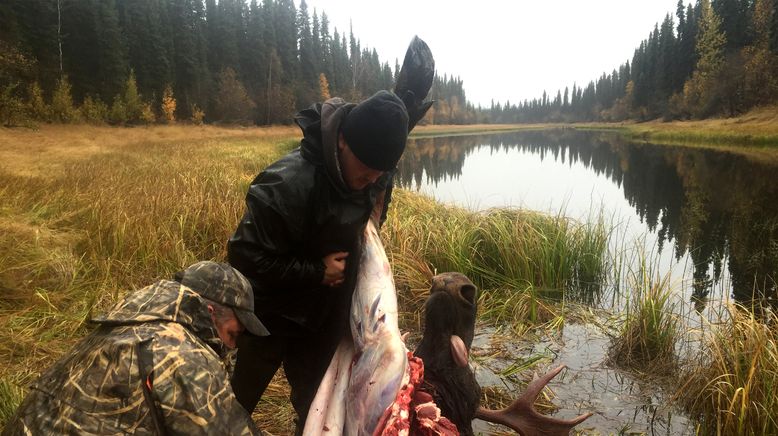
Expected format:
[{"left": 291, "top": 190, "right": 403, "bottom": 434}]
[{"left": 175, "top": 261, "right": 269, "bottom": 337}]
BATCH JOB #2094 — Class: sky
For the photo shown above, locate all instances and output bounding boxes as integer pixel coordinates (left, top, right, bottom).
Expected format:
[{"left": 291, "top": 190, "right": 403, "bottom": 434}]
[{"left": 304, "top": 0, "right": 685, "bottom": 107}]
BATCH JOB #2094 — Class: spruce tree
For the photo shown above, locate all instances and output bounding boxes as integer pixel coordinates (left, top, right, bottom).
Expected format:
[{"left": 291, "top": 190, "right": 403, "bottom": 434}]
[
  {"left": 59, "top": 0, "right": 99, "bottom": 100},
  {"left": 214, "top": 0, "right": 241, "bottom": 72},
  {"left": 169, "top": 0, "right": 209, "bottom": 118},
  {"left": 117, "top": 0, "right": 171, "bottom": 100},
  {"left": 742, "top": 0, "right": 778, "bottom": 104},
  {"left": 312, "top": 9, "right": 322, "bottom": 77},
  {"left": 319, "top": 12, "right": 335, "bottom": 90},
  {"left": 95, "top": 0, "right": 126, "bottom": 100},
  {"left": 8, "top": 0, "right": 60, "bottom": 92},
  {"left": 684, "top": 0, "right": 727, "bottom": 117},
  {"left": 772, "top": 0, "right": 778, "bottom": 53},
  {"left": 657, "top": 14, "right": 678, "bottom": 99},
  {"left": 677, "top": 2, "right": 697, "bottom": 84},
  {"left": 122, "top": 69, "right": 143, "bottom": 123},
  {"left": 50, "top": 75, "right": 79, "bottom": 122},
  {"left": 712, "top": 0, "right": 750, "bottom": 49},
  {"left": 205, "top": 0, "right": 221, "bottom": 76},
  {"left": 244, "top": 0, "right": 267, "bottom": 96},
  {"left": 349, "top": 25, "right": 360, "bottom": 97},
  {"left": 274, "top": 0, "right": 298, "bottom": 85},
  {"left": 297, "top": 0, "right": 317, "bottom": 91}
]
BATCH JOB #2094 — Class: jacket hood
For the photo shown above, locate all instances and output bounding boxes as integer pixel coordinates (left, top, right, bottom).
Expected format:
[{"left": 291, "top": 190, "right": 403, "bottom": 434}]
[
  {"left": 91, "top": 279, "right": 219, "bottom": 346},
  {"left": 295, "top": 98, "right": 356, "bottom": 195}
]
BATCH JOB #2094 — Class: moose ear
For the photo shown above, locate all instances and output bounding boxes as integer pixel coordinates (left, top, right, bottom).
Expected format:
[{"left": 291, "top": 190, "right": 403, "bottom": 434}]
[
  {"left": 459, "top": 283, "right": 477, "bottom": 306},
  {"left": 450, "top": 335, "right": 469, "bottom": 367}
]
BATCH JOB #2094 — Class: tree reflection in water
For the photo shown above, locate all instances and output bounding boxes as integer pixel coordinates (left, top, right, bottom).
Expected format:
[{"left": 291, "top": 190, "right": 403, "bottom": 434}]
[{"left": 397, "top": 129, "right": 778, "bottom": 309}]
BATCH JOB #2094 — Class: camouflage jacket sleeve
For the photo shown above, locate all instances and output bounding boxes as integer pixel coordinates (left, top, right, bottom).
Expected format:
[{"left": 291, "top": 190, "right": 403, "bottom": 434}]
[{"left": 147, "top": 326, "right": 261, "bottom": 435}]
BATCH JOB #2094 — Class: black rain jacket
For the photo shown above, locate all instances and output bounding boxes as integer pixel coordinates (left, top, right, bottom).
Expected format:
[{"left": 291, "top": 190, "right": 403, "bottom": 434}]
[{"left": 227, "top": 97, "right": 393, "bottom": 336}]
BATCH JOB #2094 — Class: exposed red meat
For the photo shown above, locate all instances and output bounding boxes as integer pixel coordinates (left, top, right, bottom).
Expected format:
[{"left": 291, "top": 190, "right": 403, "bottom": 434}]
[{"left": 378, "top": 352, "right": 459, "bottom": 436}]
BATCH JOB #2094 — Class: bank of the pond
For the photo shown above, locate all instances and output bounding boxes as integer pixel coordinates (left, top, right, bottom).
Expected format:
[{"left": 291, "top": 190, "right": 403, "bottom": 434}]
[
  {"left": 412, "top": 106, "right": 778, "bottom": 160},
  {"left": 411, "top": 123, "right": 549, "bottom": 138},
  {"left": 578, "top": 106, "right": 778, "bottom": 156}
]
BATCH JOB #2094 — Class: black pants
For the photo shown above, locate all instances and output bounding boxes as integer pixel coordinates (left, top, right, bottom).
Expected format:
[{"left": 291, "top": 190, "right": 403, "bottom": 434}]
[{"left": 231, "top": 325, "right": 344, "bottom": 433}]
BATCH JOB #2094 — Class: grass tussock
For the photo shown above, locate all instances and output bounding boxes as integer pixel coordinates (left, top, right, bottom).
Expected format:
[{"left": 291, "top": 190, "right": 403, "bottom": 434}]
[
  {"left": 608, "top": 258, "right": 680, "bottom": 375},
  {"left": 383, "top": 190, "right": 609, "bottom": 332},
  {"left": 678, "top": 304, "right": 778, "bottom": 436}
]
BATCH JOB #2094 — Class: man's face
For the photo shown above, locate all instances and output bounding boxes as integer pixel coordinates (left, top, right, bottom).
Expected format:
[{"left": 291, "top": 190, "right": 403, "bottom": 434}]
[
  {"left": 209, "top": 306, "right": 244, "bottom": 349},
  {"left": 338, "top": 134, "right": 384, "bottom": 191}
]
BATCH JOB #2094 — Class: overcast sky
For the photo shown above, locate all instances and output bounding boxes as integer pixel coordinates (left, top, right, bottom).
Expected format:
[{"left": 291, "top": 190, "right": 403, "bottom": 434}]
[{"left": 304, "top": 0, "right": 685, "bottom": 107}]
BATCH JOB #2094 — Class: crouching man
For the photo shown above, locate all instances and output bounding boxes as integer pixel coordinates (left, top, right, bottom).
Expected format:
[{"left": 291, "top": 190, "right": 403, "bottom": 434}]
[{"left": 3, "top": 261, "right": 268, "bottom": 436}]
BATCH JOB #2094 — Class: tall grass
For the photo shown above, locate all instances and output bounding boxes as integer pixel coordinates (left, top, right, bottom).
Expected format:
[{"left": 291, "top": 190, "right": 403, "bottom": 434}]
[
  {"left": 677, "top": 304, "right": 778, "bottom": 435},
  {"left": 383, "top": 190, "right": 609, "bottom": 331},
  {"left": 608, "top": 254, "right": 680, "bottom": 374},
  {"left": 0, "top": 125, "right": 296, "bottom": 430}
]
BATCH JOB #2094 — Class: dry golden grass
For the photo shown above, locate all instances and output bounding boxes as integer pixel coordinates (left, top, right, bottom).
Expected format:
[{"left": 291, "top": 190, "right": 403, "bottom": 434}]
[
  {"left": 582, "top": 106, "right": 778, "bottom": 163},
  {"left": 0, "top": 124, "right": 297, "bottom": 177},
  {"left": 0, "top": 124, "right": 300, "bottom": 429},
  {"left": 412, "top": 123, "right": 547, "bottom": 138},
  {"left": 633, "top": 105, "right": 778, "bottom": 135},
  {"left": 677, "top": 304, "right": 778, "bottom": 435}
]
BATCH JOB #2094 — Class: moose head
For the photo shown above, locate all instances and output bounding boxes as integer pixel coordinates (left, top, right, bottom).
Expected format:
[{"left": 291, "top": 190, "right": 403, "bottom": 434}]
[{"left": 414, "top": 272, "right": 592, "bottom": 435}]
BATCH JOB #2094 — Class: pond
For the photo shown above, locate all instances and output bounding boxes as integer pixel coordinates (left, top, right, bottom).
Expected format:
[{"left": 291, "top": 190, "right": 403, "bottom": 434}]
[
  {"left": 398, "top": 128, "right": 778, "bottom": 312},
  {"left": 396, "top": 128, "right": 778, "bottom": 434}
]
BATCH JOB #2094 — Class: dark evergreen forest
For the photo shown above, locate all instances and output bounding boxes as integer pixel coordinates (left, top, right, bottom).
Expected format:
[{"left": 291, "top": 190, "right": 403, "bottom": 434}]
[
  {"left": 1, "top": 0, "right": 776, "bottom": 126},
  {"left": 500, "top": 0, "right": 778, "bottom": 123}
]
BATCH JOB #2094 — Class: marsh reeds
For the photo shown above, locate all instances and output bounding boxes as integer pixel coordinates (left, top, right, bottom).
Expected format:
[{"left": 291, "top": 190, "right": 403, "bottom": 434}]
[
  {"left": 384, "top": 190, "right": 609, "bottom": 332},
  {"left": 608, "top": 254, "right": 681, "bottom": 374},
  {"left": 677, "top": 304, "right": 778, "bottom": 435}
]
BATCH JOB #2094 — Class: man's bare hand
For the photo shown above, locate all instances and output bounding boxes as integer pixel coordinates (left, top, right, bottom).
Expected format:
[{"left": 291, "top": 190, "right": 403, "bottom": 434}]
[{"left": 322, "top": 251, "right": 348, "bottom": 287}]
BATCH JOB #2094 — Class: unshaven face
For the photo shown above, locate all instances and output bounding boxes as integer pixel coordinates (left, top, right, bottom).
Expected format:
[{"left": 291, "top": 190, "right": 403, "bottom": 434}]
[
  {"left": 209, "top": 306, "right": 245, "bottom": 349},
  {"left": 338, "top": 134, "right": 384, "bottom": 191}
]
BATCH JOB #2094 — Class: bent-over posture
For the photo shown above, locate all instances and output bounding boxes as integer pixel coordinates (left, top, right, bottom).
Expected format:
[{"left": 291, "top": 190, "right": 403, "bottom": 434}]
[{"left": 3, "top": 261, "right": 268, "bottom": 436}]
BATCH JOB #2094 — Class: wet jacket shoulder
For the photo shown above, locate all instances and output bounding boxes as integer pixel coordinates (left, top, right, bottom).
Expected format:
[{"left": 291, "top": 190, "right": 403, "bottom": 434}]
[
  {"left": 2, "top": 280, "right": 260, "bottom": 436},
  {"left": 228, "top": 98, "right": 393, "bottom": 333}
]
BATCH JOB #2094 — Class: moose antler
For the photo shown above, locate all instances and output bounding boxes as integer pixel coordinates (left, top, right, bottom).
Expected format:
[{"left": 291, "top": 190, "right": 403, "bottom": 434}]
[{"left": 474, "top": 365, "right": 593, "bottom": 436}]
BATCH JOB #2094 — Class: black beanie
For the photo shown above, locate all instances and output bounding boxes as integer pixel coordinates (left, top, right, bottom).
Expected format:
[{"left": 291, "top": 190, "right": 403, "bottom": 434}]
[{"left": 341, "top": 90, "right": 409, "bottom": 171}]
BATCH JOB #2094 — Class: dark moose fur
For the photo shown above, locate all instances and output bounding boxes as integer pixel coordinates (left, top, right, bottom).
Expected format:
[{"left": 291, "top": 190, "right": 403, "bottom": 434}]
[{"left": 414, "top": 272, "right": 481, "bottom": 435}]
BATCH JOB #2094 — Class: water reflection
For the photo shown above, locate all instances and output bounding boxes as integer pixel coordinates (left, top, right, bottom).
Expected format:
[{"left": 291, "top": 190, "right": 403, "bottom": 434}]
[{"left": 397, "top": 129, "right": 778, "bottom": 307}]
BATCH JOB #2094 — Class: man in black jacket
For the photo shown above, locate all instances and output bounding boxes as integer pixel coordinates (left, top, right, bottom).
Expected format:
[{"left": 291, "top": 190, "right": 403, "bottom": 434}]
[{"left": 227, "top": 90, "right": 410, "bottom": 431}]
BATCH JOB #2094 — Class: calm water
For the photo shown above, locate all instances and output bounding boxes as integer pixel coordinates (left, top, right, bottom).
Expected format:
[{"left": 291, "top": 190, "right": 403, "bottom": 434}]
[{"left": 397, "top": 129, "right": 778, "bottom": 311}]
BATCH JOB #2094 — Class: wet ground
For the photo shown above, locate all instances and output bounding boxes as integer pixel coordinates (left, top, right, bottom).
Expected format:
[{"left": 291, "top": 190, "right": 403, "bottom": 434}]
[{"left": 470, "top": 323, "right": 695, "bottom": 435}]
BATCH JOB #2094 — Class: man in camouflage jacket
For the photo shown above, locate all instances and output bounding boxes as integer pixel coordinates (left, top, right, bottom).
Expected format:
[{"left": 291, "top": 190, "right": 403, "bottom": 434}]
[{"left": 3, "top": 261, "right": 268, "bottom": 436}]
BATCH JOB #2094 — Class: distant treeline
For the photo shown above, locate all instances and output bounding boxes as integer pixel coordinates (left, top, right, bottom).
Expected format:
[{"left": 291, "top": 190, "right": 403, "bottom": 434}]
[
  {"left": 498, "top": 0, "right": 778, "bottom": 123},
  {"left": 0, "top": 0, "right": 474, "bottom": 126},
  {"left": 3, "top": 0, "right": 775, "bottom": 127}
]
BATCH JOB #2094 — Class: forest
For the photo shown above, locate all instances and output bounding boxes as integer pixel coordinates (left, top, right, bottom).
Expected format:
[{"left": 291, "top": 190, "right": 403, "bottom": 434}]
[{"left": 1, "top": 0, "right": 776, "bottom": 126}]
